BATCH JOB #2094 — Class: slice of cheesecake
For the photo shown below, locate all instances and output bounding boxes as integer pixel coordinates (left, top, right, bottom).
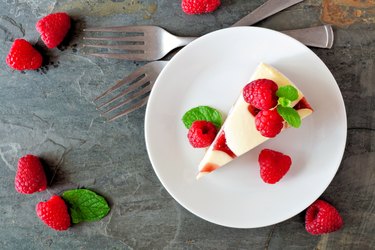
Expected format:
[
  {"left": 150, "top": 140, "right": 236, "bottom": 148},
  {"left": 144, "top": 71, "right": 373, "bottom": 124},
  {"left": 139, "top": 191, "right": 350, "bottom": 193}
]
[{"left": 197, "top": 63, "right": 313, "bottom": 179}]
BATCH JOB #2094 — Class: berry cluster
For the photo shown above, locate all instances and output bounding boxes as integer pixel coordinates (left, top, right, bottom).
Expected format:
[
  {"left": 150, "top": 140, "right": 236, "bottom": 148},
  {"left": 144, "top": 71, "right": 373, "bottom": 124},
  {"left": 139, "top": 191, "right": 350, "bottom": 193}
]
[
  {"left": 15, "top": 154, "right": 110, "bottom": 231},
  {"left": 243, "top": 79, "right": 284, "bottom": 138},
  {"left": 15, "top": 155, "right": 71, "bottom": 231},
  {"left": 6, "top": 13, "right": 71, "bottom": 71},
  {"left": 258, "top": 148, "right": 343, "bottom": 234}
]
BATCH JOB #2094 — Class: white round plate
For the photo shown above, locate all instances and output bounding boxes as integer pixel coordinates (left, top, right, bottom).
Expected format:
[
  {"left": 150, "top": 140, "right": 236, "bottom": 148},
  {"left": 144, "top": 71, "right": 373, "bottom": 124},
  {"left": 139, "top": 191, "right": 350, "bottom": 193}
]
[{"left": 145, "top": 27, "right": 347, "bottom": 228}]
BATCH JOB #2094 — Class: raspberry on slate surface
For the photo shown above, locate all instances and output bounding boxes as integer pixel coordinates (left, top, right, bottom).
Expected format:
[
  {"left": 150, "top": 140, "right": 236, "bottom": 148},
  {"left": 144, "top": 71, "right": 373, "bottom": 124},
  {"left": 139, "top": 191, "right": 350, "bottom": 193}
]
[
  {"left": 258, "top": 149, "right": 292, "bottom": 184},
  {"left": 305, "top": 199, "right": 343, "bottom": 235},
  {"left": 182, "top": 0, "right": 221, "bottom": 15},
  {"left": 6, "top": 39, "right": 43, "bottom": 71},
  {"left": 243, "top": 79, "right": 278, "bottom": 110},
  {"left": 36, "top": 12, "right": 71, "bottom": 49},
  {"left": 188, "top": 120, "right": 217, "bottom": 148},
  {"left": 15, "top": 154, "right": 47, "bottom": 194},
  {"left": 36, "top": 195, "right": 71, "bottom": 231},
  {"left": 255, "top": 109, "right": 284, "bottom": 138}
]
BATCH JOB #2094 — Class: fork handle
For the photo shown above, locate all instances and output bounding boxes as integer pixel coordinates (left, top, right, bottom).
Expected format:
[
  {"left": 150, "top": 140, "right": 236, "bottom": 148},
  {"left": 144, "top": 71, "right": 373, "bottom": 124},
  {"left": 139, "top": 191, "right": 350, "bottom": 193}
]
[
  {"left": 175, "top": 25, "right": 333, "bottom": 49},
  {"left": 232, "top": 0, "right": 304, "bottom": 27},
  {"left": 280, "top": 24, "right": 334, "bottom": 49}
]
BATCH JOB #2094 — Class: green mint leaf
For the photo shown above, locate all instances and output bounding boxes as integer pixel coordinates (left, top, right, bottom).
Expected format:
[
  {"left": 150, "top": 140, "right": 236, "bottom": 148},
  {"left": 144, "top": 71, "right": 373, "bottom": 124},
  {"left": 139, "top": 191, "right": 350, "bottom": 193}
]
[
  {"left": 62, "top": 189, "right": 110, "bottom": 224},
  {"left": 278, "top": 97, "right": 292, "bottom": 107},
  {"left": 182, "top": 106, "right": 222, "bottom": 129},
  {"left": 277, "top": 106, "right": 301, "bottom": 128},
  {"left": 276, "top": 85, "right": 299, "bottom": 102}
]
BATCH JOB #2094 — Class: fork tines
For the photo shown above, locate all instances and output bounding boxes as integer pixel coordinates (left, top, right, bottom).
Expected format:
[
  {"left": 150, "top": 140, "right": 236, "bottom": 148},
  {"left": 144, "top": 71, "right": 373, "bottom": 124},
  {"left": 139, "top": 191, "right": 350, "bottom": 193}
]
[
  {"left": 95, "top": 67, "right": 150, "bottom": 122},
  {"left": 94, "top": 61, "right": 168, "bottom": 122},
  {"left": 83, "top": 25, "right": 147, "bottom": 60}
]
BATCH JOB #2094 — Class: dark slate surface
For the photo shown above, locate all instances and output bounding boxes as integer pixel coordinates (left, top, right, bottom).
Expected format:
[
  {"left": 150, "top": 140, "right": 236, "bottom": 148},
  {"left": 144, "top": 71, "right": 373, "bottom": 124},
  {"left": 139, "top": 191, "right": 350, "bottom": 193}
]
[{"left": 0, "top": 0, "right": 374, "bottom": 249}]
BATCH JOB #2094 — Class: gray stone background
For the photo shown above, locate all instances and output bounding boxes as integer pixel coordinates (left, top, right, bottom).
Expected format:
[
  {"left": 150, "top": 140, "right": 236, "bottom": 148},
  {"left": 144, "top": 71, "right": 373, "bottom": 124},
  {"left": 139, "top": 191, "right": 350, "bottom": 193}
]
[{"left": 0, "top": 0, "right": 374, "bottom": 249}]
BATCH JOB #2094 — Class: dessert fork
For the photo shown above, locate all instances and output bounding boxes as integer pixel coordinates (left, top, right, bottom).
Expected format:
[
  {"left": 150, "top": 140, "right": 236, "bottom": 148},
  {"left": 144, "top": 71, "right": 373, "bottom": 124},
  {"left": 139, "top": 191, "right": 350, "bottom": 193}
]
[
  {"left": 95, "top": 61, "right": 168, "bottom": 122},
  {"left": 83, "top": 0, "right": 305, "bottom": 61},
  {"left": 95, "top": 25, "right": 334, "bottom": 122}
]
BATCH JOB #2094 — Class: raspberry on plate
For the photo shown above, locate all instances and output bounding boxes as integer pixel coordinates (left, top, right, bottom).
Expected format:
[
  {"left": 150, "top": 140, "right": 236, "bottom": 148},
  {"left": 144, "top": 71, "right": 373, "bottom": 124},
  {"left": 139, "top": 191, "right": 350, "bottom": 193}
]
[
  {"left": 255, "top": 109, "right": 284, "bottom": 138},
  {"left": 213, "top": 131, "right": 236, "bottom": 158},
  {"left": 305, "top": 199, "right": 343, "bottom": 235},
  {"left": 182, "top": 0, "right": 221, "bottom": 15},
  {"left": 258, "top": 149, "right": 291, "bottom": 184},
  {"left": 36, "top": 12, "right": 71, "bottom": 48},
  {"left": 243, "top": 79, "right": 278, "bottom": 110},
  {"left": 36, "top": 195, "right": 71, "bottom": 231},
  {"left": 15, "top": 154, "right": 47, "bottom": 194},
  {"left": 188, "top": 121, "right": 217, "bottom": 148},
  {"left": 6, "top": 39, "right": 43, "bottom": 71}
]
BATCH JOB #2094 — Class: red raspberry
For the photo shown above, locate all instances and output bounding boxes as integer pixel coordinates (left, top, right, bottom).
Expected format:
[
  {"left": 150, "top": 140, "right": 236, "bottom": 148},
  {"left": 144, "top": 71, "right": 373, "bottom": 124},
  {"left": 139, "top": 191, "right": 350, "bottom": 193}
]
[
  {"left": 258, "top": 149, "right": 291, "bottom": 184},
  {"left": 294, "top": 97, "right": 313, "bottom": 111},
  {"left": 243, "top": 79, "right": 278, "bottom": 110},
  {"left": 36, "top": 12, "right": 71, "bottom": 48},
  {"left": 305, "top": 199, "right": 343, "bottom": 235},
  {"left": 188, "top": 121, "right": 217, "bottom": 148},
  {"left": 182, "top": 0, "right": 221, "bottom": 15},
  {"left": 15, "top": 155, "right": 47, "bottom": 194},
  {"left": 6, "top": 39, "right": 43, "bottom": 71},
  {"left": 255, "top": 109, "right": 284, "bottom": 138},
  {"left": 36, "top": 195, "right": 71, "bottom": 231},
  {"left": 247, "top": 105, "right": 260, "bottom": 117},
  {"left": 213, "top": 131, "right": 236, "bottom": 158}
]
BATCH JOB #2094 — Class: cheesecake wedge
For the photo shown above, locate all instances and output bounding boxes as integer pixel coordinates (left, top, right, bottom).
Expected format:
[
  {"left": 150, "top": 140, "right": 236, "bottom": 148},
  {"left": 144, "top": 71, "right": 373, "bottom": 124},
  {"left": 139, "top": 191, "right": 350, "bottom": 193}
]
[{"left": 197, "top": 63, "right": 313, "bottom": 179}]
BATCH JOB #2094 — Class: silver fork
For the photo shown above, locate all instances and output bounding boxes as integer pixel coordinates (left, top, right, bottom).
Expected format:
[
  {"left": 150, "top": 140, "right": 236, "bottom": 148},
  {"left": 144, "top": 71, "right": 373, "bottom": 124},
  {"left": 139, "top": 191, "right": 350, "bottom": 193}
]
[
  {"left": 83, "top": 0, "right": 305, "bottom": 61},
  {"left": 95, "top": 61, "right": 168, "bottom": 122},
  {"left": 92, "top": 0, "right": 306, "bottom": 121},
  {"left": 95, "top": 25, "right": 334, "bottom": 122},
  {"left": 83, "top": 26, "right": 196, "bottom": 61}
]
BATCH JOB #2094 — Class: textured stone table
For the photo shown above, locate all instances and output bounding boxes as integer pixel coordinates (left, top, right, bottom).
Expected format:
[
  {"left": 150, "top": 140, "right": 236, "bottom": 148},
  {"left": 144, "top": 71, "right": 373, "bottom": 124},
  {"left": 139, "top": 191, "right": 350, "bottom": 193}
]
[{"left": 0, "top": 0, "right": 374, "bottom": 249}]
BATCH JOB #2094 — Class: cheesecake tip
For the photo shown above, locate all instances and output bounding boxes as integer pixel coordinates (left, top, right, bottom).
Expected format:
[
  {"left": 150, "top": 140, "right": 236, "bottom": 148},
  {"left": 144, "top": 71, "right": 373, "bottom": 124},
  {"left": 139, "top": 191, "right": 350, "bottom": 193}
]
[{"left": 196, "top": 172, "right": 207, "bottom": 180}]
